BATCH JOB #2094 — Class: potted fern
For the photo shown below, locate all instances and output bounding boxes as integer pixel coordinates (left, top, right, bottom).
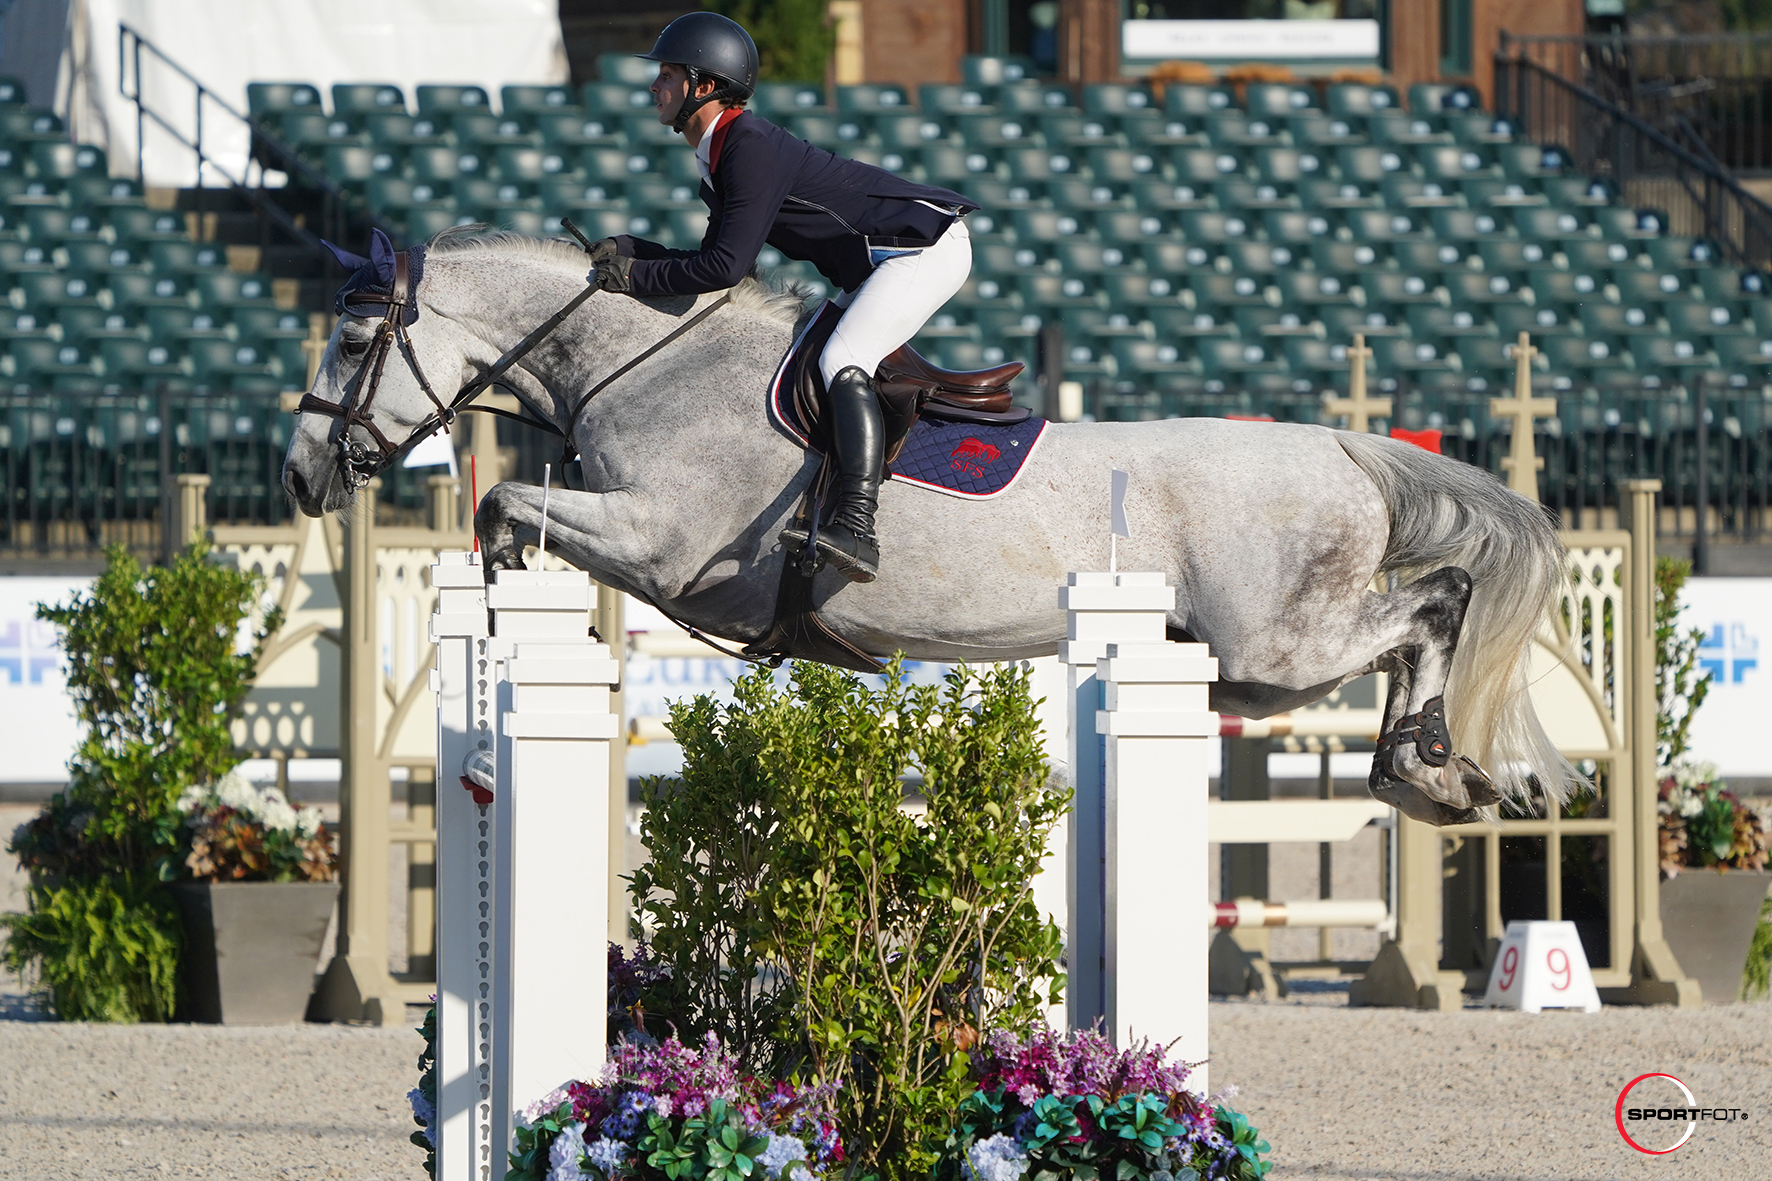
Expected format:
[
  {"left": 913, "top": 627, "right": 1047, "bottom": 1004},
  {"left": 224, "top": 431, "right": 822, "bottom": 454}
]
[{"left": 172, "top": 768, "right": 339, "bottom": 1023}]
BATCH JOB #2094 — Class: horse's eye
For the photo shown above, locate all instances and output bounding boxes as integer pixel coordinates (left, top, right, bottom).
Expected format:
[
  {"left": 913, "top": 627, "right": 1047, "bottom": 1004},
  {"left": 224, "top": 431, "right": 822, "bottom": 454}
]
[{"left": 340, "top": 336, "right": 370, "bottom": 361}]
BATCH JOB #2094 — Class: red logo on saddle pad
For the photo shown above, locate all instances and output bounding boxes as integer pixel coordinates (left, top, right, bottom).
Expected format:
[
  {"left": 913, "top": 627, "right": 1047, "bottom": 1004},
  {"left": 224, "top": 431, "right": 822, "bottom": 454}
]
[{"left": 950, "top": 437, "right": 1000, "bottom": 479}]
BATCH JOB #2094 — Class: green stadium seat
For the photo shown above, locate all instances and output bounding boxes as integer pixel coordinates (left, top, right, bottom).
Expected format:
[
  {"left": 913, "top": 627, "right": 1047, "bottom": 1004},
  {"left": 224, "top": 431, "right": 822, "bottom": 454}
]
[
  {"left": 922, "top": 145, "right": 997, "bottom": 187},
  {"left": 961, "top": 55, "right": 1036, "bottom": 86},
  {"left": 1198, "top": 338, "right": 1286, "bottom": 377},
  {"left": 746, "top": 83, "right": 824, "bottom": 117},
  {"left": 1122, "top": 115, "right": 1207, "bottom": 149},
  {"left": 1447, "top": 112, "right": 1517, "bottom": 146},
  {"left": 1511, "top": 206, "right": 1588, "bottom": 241},
  {"left": 1310, "top": 240, "right": 1379, "bottom": 273},
  {"left": 1104, "top": 271, "right": 1186, "bottom": 313},
  {"left": 1416, "top": 144, "right": 1493, "bottom": 181},
  {"left": 1334, "top": 145, "right": 1405, "bottom": 183},
  {"left": 1252, "top": 146, "right": 1325, "bottom": 184},
  {"left": 366, "top": 175, "right": 451, "bottom": 212},
  {"left": 971, "top": 241, "right": 1043, "bottom": 275},
  {"left": 1345, "top": 208, "right": 1429, "bottom": 242},
  {"left": 1060, "top": 307, "right": 1142, "bottom": 340},
  {"left": 1493, "top": 303, "right": 1583, "bottom": 338},
  {"left": 1039, "top": 114, "right": 1113, "bottom": 147},
  {"left": 1112, "top": 337, "right": 1194, "bottom": 377},
  {"left": 1054, "top": 240, "right": 1135, "bottom": 273},
  {"left": 502, "top": 85, "right": 580, "bottom": 115},
  {"left": 582, "top": 82, "right": 653, "bottom": 115},
  {"left": 1002, "top": 146, "right": 1078, "bottom": 181},
  {"left": 1367, "top": 113, "right": 1450, "bottom": 146},
  {"left": 99, "top": 338, "right": 184, "bottom": 381},
  {"left": 1592, "top": 205, "right": 1654, "bottom": 239},
  {"left": 1612, "top": 268, "right": 1689, "bottom": 305},
  {"left": 1446, "top": 270, "right": 1530, "bottom": 304},
  {"left": 1047, "top": 179, "right": 1126, "bottom": 211},
  {"left": 1286, "top": 115, "right": 1362, "bottom": 148},
  {"left": 1244, "top": 83, "right": 1317, "bottom": 118},
  {"left": 1579, "top": 303, "right": 1652, "bottom": 336},
  {"left": 144, "top": 307, "right": 227, "bottom": 341},
  {"left": 1390, "top": 240, "right": 1467, "bottom": 271},
  {"left": 1086, "top": 147, "right": 1160, "bottom": 182},
  {"left": 1698, "top": 266, "right": 1765, "bottom": 302},
  {"left": 108, "top": 272, "right": 194, "bottom": 308},
  {"left": 355, "top": 112, "right": 446, "bottom": 148},
  {"left": 1262, "top": 210, "right": 1333, "bottom": 244},
  {"left": 597, "top": 53, "right": 655, "bottom": 86},
  {"left": 1326, "top": 84, "right": 1401, "bottom": 118},
  {"left": 323, "top": 143, "right": 401, "bottom": 185},
  {"left": 1430, "top": 208, "right": 1506, "bottom": 241},
  {"left": 1539, "top": 176, "right": 1613, "bottom": 207},
  {"left": 1364, "top": 271, "right": 1440, "bottom": 304},
  {"left": 1276, "top": 269, "right": 1359, "bottom": 307},
  {"left": 195, "top": 272, "right": 277, "bottom": 307},
  {"left": 620, "top": 112, "right": 680, "bottom": 150},
  {"left": 996, "top": 82, "right": 1076, "bottom": 115},
  {"left": 1408, "top": 305, "right": 1495, "bottom": 339},
  {"left": 0, "top": 77, "right": 28, "bottom": 105},
  {"left": 530, "top": 111, "right": 624, "bottom": 148},
  {"left": 1082, "top": 84, "right": 1156, "bottom": 119},
  {"left": 247, "top": 82, "right": 323, "bottom": 120},
  {"left": 1665, "top": 301, "right": 1749, "bottom": 339},
  {"left": 1170, "top": 147, "right": 1242, "bottom": 184},
  {"left": 495, "top": 145, "right": 575, "bottom": 181},
  {"left": 0, "top": 240, "right": 57, "bottom": 272},
  {"left": 1202, "top": 111, "right": 1280, "bottom": 147},
  {"left": 1178, "top": 209, "right": 1250, "bottom": 243},
  {"left": 1213, "top": 178, "right": 1282, "bottom": 211},
  {"left": 1163, "top": 85, "right": 1235, "bottom": 117},
  {"left": 29, "top": 141, "right": 106, "bottom": 178},
  {"left": 1126, "top": 178, "right": 1208, "bottom": 210},
  {"left": 1408, "top": 84, "right": 1482, "bottom": 116},
  {"left": 1147, "top": 305, "right": 1235, "bottom": 338},
  {"left": 333, "top": 83, "right": 406, "bottom": 115},
  {"left": 1190, "top": 272, "right": 1270, "bottom": 308},
  {"left": 62, "top": 241, "right": 145, "bottom": 273},
  {"left": 273, "top": 112, "right": 365, "bottom": 149},
  {"left": 0, "top": 107, "right": 64, "bottom": 141},
  {"left": 1496, "top": 142, "right": 1566, "bottom": 179},
  {"left": 1562, "top": 239, "right": 1636, "bottom": 271},
  {"left": 187, "top": 338, "right": 281, "bottom": 385},
  {"left": 1297, "top": 178, "right": 1378, "bottom": 208},
  {"left": 1711, "top": 334, "right": 1772, "bottom": 372},
  {"left": 416, "top": 85, "right": 491, "bottom": 116},
  {"left": 1644, "top": 235, "right": 1719, "bottom": 270},
  {"left": 1473, "top": 241, "right": 1552, "bottom": 273},
  {"left": 453, "top": 113, "right": 535, "bottom": 147},
  {"left": 1283, "top": 337, "right": 1351, "bottom": 384},
  {"left": 836, "top": 85, "right": 909, "bottom": 116},
  {"left": 0, "top": 308, "right": 55, "bottom": 339}
]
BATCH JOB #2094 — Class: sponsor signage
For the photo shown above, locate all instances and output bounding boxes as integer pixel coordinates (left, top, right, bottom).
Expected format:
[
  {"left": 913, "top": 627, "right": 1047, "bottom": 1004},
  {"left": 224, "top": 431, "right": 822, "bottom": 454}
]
[
  {"left": 0, "top": 576, "right": 94, "bottom": 784},
  {"left": 1678, "top": 578, "right": 1770, "bottom": 777},
  {"left": 1122, "top": 19, "right": 1382, "bottom": 62}
]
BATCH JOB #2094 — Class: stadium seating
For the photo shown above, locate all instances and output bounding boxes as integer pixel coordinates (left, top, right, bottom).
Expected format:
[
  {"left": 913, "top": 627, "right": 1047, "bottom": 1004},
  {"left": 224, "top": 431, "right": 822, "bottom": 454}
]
[{"left": 5, "top": 57, "right": 1772, "bottom": 438}]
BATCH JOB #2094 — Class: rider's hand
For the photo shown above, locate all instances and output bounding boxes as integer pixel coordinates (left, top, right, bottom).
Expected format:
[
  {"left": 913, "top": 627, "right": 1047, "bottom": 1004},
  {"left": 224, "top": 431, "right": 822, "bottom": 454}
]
[
  {"left": 587, "top": 237, "right": 620, "bottom": 264},
  {"left": 591, "top": 253, "right": 633, "bottom": 294}
]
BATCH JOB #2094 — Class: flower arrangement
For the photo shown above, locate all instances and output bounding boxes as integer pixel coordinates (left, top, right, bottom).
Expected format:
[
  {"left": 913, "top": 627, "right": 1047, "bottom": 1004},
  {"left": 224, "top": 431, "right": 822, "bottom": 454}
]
[
  {"left": 178, "top": 769, "right": 336, "bottom": 882},
  {"left": 1657, "top": 761, "right": 1770, "bottom": 878},
  {"left": 932, "top": 1027, "right": 1270, "bottom": 1181},
  {"left": 501, "top": 1033, "right": 844, "bottom": 1181}
]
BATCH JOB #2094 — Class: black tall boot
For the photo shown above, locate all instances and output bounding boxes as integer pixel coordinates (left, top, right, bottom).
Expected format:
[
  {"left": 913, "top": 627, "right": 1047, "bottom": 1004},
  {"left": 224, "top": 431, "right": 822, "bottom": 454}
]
[{"left": 779, "top": 365, "right": 882, "bottom": 583}]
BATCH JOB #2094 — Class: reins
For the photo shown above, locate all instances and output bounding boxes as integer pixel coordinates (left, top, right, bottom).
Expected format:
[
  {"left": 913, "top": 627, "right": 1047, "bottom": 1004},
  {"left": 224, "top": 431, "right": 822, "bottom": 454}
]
[{"left": 296, "top": 219, "right": 730, "bottom": 486}]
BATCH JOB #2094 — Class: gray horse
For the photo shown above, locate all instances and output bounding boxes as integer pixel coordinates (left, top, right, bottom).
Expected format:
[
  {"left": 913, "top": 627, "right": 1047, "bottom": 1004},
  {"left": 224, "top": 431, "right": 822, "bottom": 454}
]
[{"left": 282, "top": 229, "right": 1574, "bottom": 826}]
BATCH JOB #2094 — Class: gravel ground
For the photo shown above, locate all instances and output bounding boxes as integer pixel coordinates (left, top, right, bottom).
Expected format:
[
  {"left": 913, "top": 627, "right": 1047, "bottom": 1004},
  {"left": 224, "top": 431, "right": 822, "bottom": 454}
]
[{"left": 1, "top": 996, "right": 1767, "bottom": 1180}]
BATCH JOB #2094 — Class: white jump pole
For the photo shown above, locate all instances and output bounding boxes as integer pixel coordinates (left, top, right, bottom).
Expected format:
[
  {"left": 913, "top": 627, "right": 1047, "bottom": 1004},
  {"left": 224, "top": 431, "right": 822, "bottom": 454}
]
[
  {"left": 487, "top": 567, "right": 619, "bottom": 1160},
  {"left": 431, "top": 553, "right": 495, "bottom": 1181},
  {"left": 432, "top": 556, "right": 619, "bottom": 1177},
  {"left": 1060, "top": 571, "right": 1217, "bottom": 1096}
]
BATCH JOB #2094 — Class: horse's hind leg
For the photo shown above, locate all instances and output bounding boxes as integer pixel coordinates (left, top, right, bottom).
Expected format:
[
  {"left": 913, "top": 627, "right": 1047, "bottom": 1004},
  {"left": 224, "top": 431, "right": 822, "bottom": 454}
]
[{"left": 1363, "top": 567, "right": 1501, "bottom": 826}]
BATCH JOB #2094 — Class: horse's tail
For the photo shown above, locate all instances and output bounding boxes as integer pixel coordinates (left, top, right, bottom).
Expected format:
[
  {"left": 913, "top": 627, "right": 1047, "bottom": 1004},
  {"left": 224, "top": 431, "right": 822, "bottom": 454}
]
[{"left": 1334, "top": 430, "right": 1578, "bottom": 806}]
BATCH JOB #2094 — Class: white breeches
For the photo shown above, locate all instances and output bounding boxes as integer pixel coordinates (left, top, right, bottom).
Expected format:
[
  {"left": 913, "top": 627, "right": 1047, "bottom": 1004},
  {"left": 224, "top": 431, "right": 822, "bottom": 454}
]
[{"left": 818, "top": 218, "right": 972, "bottom": 386}]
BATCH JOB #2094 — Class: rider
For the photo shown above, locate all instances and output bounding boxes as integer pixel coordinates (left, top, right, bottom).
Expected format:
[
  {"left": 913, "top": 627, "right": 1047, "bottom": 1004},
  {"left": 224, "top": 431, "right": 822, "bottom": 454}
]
[{"left": 586, "top": 11, "right": 978, "bottom": 584}]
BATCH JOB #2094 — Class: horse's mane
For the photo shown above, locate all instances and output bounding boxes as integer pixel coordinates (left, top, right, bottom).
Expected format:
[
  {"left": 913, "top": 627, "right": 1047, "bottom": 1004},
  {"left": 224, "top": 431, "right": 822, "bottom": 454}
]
[{"left": 424, "top": 225, "right": 815, "bottom": 329}]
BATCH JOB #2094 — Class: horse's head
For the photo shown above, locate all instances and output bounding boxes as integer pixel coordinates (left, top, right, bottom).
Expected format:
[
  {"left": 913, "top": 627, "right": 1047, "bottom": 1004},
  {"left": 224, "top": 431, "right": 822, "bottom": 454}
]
[{"left": 283, "top": 229, "right": 476, "bottom": 516}]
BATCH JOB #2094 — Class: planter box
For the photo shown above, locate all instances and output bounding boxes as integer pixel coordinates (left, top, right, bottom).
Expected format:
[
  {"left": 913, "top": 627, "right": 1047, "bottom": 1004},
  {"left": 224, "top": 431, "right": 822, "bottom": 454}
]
[
  {"left": 173, "top": 881, "right": 339, "bottom": 1024},
  {"left": 1659, "top": 870, "right": 1770, "bottom": 1005}
]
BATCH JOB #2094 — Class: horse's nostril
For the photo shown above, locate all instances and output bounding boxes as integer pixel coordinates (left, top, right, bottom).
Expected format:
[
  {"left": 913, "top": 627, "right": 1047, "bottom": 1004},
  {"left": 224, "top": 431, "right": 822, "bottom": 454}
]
[{"left": 285, "top": 467, "right": 309, "bottom": 503}]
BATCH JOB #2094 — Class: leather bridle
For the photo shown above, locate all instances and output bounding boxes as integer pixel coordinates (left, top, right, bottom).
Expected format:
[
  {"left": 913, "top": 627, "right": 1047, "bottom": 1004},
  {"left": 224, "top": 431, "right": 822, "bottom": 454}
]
[{"left": 297, "top": 233, "right": 730, "bottom": 490}]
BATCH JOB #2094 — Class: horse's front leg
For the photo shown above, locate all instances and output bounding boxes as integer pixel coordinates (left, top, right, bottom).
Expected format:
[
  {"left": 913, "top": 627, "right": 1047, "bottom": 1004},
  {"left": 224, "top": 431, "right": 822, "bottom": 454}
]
[{"left": 473, "top": 480, "right": 656, "bottom": 587}]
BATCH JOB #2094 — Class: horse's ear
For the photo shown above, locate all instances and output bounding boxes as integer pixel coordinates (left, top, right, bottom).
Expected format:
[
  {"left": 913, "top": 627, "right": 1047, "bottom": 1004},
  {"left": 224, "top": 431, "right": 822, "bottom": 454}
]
[
  {"left": 369, "top": 227, "right": 398, "bottom": 286},
  {"left": 321, "top": 239, "right": 369, "bottom": 273}
]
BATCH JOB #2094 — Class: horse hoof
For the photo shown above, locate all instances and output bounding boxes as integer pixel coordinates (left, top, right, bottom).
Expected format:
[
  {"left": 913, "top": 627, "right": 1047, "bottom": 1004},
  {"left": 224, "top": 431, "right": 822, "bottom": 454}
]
[
  {"left": 1444, "top": 754, "right": 1502, "bottom": 807},
  {"left": 1368, "top": 775, "right": 1484, "bottom": 827},
  {"left": 486, "top": 550, "right": 527, "bottom": 572}
]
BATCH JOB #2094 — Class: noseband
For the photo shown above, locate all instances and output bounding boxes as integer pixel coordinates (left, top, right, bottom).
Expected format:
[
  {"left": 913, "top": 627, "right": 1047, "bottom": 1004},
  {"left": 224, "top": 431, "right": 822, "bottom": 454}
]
[{"left": 296, "top": 230, "right": 732, "bottom": 490}]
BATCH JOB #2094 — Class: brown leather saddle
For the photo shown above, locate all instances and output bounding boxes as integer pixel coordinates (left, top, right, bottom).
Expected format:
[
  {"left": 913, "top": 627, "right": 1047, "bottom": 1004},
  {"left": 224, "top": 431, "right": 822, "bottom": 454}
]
[
  {"left": 743, "top": 307, "right": 1033, "bottom": 673},
  {"left": 784, "top": 304, "right": 1032, "bottom": 463}
]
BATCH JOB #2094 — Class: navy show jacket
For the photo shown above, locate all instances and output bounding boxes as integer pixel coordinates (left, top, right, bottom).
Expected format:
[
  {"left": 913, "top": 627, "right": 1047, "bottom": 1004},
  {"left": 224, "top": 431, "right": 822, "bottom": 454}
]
[{"left": 615, "top": 111, "right": 979, "bottom": 296}]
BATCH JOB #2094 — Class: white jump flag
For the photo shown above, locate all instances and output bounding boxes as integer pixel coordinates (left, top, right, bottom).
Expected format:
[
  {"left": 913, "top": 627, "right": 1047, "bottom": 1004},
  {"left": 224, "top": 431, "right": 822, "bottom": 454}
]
[{"left": 1110, "top": 468, "right": 1130, "bottom": 572}]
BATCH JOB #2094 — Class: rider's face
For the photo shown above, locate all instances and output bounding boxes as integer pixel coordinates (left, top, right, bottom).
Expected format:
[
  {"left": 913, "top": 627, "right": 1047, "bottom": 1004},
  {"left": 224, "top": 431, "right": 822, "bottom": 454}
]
[{"left": 650, "top": 63, "right": 716, "bottom": 126}]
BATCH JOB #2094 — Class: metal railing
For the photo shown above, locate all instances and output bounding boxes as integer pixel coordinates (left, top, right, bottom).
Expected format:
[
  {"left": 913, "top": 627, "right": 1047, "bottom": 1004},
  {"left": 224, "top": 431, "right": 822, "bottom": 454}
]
[
  {"left": 0, "top": 391, "right": 436, "bottom": 563},
  {"left": 117, "top": 23, "right": 368, "bottom": 254},
  {"left": 1499, "top": 33, "right": 1772, "bottom": 175},
  {"left": 1492, "top": 51, "right": 1772, "bottom": 271}
]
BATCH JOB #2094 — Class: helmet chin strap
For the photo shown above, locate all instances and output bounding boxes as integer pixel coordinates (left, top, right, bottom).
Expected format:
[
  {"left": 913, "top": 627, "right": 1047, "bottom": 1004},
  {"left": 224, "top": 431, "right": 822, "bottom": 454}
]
[{"left": 671, "top": 66, "right": 720, "bottom": 134}]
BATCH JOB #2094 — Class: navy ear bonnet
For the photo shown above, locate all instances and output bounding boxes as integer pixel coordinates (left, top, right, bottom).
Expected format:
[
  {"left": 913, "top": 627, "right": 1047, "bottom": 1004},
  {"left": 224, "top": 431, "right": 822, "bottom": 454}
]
[{"left": 323, "top": 227, "right": 424, "bottom": 324}]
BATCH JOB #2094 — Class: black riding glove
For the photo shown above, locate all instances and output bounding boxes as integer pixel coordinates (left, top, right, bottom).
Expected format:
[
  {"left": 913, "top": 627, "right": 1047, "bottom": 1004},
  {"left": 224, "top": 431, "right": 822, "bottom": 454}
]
[
  {"left": 591, "top": 253, "right": 633, "bottom": 293},
  {"left": 588, "top": 237, "right": 620, "bottom": 264}
]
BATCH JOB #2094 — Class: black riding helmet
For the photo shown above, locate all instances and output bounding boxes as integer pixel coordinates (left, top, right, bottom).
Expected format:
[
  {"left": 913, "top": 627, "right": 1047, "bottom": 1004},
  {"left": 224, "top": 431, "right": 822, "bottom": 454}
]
[{"left": 639, "top": 12, "right": 759, "bottom": 134}]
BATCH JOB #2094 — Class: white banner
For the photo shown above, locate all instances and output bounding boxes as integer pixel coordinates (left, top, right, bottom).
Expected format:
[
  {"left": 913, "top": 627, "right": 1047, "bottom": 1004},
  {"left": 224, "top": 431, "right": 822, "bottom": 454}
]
[
  {"left": 1123, "top": 19, "right": 1381, "bottom": 62},
  {"left": 1677, "top": 578, "right": 1770, "bottom": 779},
  {"left": 0, "top": 577, "right": 95, "bottom": 784},
  {"left": 0, "top": 0, "right": 567, "bottom": 187}
]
